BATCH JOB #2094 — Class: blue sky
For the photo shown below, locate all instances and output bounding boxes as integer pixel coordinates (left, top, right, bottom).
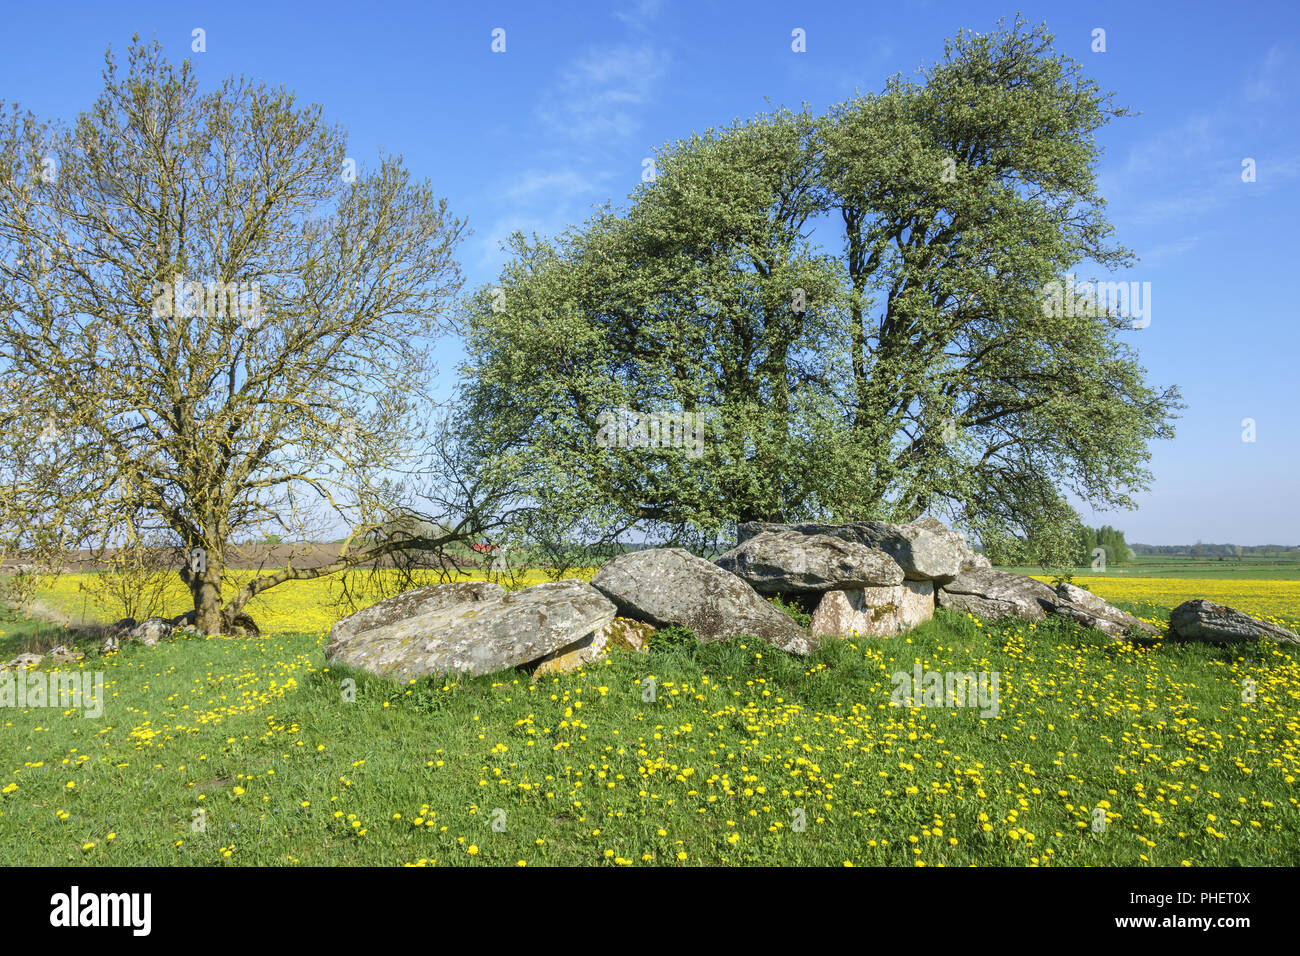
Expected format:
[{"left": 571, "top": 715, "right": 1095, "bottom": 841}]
[{"left": 3, "top": 0, "right": 1297, "bottom": 543}]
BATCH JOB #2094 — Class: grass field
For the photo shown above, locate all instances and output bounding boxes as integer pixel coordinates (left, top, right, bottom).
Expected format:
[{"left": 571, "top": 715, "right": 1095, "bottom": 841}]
[
  {"left": 3, "top": 561, "right": 1298, "bottom": 866},
  {"left": 1005, "top": 552, "right": 1300, "bottom": 580},
  {"left": 2, "top": 588, "right": 1299, "bottom": 866}
]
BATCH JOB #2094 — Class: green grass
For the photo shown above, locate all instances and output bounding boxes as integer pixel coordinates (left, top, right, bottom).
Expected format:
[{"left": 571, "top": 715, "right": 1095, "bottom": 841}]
[
  {"left": 1002, "top": 552, "right": 1300, "bottom": 580},
  {"left": 0, "top": 612, "right": 87, "bottom": 659},
  {"left": 2, "top": 601, "right": 1297, "bottom": 866}
]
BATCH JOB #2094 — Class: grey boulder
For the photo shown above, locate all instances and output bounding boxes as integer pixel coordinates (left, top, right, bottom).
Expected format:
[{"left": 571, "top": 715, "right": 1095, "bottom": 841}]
[
  {"left": 47, "top": 644, "right": 85, "bottom": 665},
  {"left": 325, "top": 579, "right": 616, "bottom": 681},
  {"left": 852, "top": 520, "right": 973, "bottom": 582},
  {"left": 737, "top": 517, "right": 975, "bottom": 582},
  {"left": 531, "top": 617, "right": 656, "bottom": 680},
  {"left": 102, "top": 617, "right": 137, "bottom": 653},
  {"left": 326, "top": 580, "right": 505, "bottom": 656},
  {"left": 1053, "top": 582, "right": 1158, "bottom": 638},
  {"left": 130, "top": 617, "right": 172, "bottom": 646},
  {"left": 591, "top": 548, "right": 816, "bottom": 656},
  {"left": 810, "top": 581, "right": 935, "bottom": 638},
  {"left": 2, "top": 653, "right": 43, "bottom": 672},
  {"left": 736, "top": 521, "right": 794, "bottom": 544},
  {"left": 714, "top": 531, "right": 903, "bottom": 593},
  {"left": 1170, "top": 599, "right": 1299, "bottom": 646},
  {"left": 937, "top": 568, "right": 1058, "bottom": 620}
]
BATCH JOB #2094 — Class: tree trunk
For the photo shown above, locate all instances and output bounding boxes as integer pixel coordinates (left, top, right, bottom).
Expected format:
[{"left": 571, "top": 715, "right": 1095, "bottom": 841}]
[{"left": 191, "top": 567, "right": 224, "bottom": 636}]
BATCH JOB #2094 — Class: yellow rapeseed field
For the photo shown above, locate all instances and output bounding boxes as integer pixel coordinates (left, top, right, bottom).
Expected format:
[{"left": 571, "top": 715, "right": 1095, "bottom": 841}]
[
  {"left": 22, "top": 568, "right": 1300, "bottom": 635},
  {"left": 32, "top": 569, "right": 596, "bottom": 635},
  {"left": 29, "top": 569, "right": 1300, "bottom": 635},
  {"left": 1030, "top": 577, "right": 1300, "bottom": 632}
]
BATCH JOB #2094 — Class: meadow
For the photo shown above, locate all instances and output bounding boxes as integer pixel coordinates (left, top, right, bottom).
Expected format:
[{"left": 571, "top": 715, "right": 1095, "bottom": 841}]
[
  {"left": 1005, "top": 551, "right": 1300, "bottom": 580},
  {"left": 1, "top": 568, "right": 1299, "bottom": 866}
]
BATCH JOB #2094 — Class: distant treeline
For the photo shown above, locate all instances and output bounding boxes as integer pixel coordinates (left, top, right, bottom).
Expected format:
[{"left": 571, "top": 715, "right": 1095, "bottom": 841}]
[
  {"left": 982, "top": 525, "right": 1131, "bottom": 566},
  {"left": 1131, "top": 543, "right": 1300, "bottom": 556},
  {"left": 984, "top": 528, "right": 1300, "bottom": 567}
]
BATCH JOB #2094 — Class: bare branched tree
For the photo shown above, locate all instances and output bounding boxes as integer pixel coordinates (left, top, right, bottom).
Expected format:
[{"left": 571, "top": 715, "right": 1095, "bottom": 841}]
[
  {"left": 82, "top": 530, "right": 178, "bottom": 624},
  {"left": 0, "top": 37, "right": 485, "bottom": 633}
]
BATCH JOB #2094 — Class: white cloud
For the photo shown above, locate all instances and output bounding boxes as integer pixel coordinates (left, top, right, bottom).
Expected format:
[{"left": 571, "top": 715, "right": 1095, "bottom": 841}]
[
  {"left": 505, "top": 168, "right": 601, "bottom": 200},
  {"left": 1103, "top": 48, "right": 1299, "bottom": 231},
  {"left": 613, "top": 0, "right": 665, "bottom": 32},
  {"left": 1116, "top": 114, "right": 1217, "bottom": 181},
  {"left": 537, "top": 44, "right": 671, "bottom": 143},
  {"left": 476, "top": 24, "right": 671, "bottom": 278},
  {"left": 1139, "top": 234, "right": 1201, "bottom": 264},
  {"left": 1118, "top": 157, "right": 1300, "bottom": 228},
  {"left": 1244, "top": 45, "right": 1287, "bottom": 102}
]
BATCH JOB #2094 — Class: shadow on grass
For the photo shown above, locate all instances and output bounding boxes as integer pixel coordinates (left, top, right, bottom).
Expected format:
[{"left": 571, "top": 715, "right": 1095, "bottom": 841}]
[{"left": 0, "top": 609, "right": 111, "bottom": 659}]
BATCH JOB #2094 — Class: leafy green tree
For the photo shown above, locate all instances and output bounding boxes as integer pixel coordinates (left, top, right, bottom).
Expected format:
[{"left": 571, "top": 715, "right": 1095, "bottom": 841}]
[
  {"left": 459, "top": 108, "right": 840, "bottom": 550},
  {"left": 459, "top": 19, "right": 1181, "bottom": 558},
  {"left": 1072, "top": 524, "right": 1129, "bottom": 566}
]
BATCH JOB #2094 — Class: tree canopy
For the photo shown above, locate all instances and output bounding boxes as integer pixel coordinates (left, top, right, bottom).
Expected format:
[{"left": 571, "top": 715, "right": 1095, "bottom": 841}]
[{"left": 458, "top": 19, "right": 1182, "bottom": 560}]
